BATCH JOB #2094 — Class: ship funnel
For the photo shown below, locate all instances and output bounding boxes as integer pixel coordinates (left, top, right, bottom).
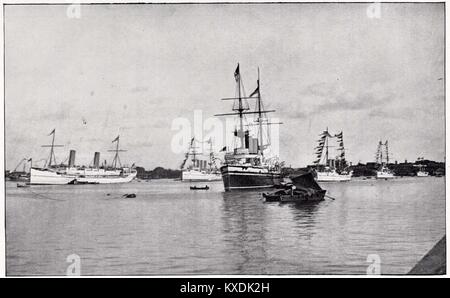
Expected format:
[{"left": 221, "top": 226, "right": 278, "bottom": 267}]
[
  {"left": 94, "top": 152, "right": 100, "bottom": 168},
  {"left": 68, "top": 150, "right": 76, "bottom": 168}
]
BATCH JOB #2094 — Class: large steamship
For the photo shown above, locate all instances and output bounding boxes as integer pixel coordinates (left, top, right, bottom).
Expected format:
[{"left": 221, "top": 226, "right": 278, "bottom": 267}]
[
  {"left": 29, "top": 130, "right": 136, "bottom": 185},
  {"left": 215, "top": 65, "right": 282, "bottom": 191}
]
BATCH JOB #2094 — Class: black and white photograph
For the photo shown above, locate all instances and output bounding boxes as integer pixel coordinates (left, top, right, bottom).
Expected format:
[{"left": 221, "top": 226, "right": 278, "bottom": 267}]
[{"left": 1, "top": 1, "right": 447, "bottom": 279}]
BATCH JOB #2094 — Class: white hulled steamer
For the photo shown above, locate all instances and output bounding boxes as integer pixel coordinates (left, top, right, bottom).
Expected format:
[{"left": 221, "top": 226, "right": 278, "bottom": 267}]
[
  {"left": 30, "top": 131, "right": 136, "bottom": 185},
  {"left": 181, "top": 138, "right": 222, "bottom": 182},
  {"left": 215, "top": 65, "right": 282, "bottom": 191}
]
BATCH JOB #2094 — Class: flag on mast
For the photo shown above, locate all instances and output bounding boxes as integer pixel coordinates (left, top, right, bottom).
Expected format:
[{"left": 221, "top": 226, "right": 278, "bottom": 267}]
[
  {"left": 48, "top": 129, "right": 55, "bottom": 136},
  {"left": 112, "top": 135, "right": 119, "bottom": 143},
  {"left": 234, "top": 64, "right": 240, "bottom": 82},
  {"left": 249, "top": 85, "right": 259, "bottom": 97}
]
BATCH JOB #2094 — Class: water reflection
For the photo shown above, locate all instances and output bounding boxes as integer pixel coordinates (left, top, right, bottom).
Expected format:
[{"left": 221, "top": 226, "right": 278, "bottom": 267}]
[{"left": 220, "top": 191, "right": 270, "bottom": 273}]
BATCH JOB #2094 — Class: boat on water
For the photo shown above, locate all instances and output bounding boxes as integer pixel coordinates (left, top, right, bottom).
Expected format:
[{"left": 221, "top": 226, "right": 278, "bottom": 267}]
[
  {"left": 316, "top": 167, "right": 352, "bottom": 182},
  {"left": 180, "top": 138, "right": 221, "bottom": 182},
  {"left": 190, "top": 185, "right": 210, "bottom": 190},
  {"left": 313, "top": 128, "right": 352, "bottom": 182},
  {"left": 215, "top": 65, "right": 282, "bottom": 191},
  {"left": 417, "top": 170, "right": 429, "bottom": 177},
  {"left": 376, "top": 165, "right": 395, "bottom": 179},
  {"left": 29, "top": 130, "right": 136, "bottom": 185},
  {"left": 415, "top": 159, "right": 429, "bottom": 177},
  {"left": 263, "top": 172, "right": 326, "bottom": 203},
  {"left": 375, "top": 140, "right": 394, "bottom": 179},
  {"left": 7, "top": 158, "right": 31, "bottom": 181}
]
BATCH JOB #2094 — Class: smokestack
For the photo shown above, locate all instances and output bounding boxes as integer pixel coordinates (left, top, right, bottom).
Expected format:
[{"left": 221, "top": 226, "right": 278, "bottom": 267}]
[
  {"left": 94, "top": 152, "right": 100, "bottom": 168},
  {"left": 68, "top": 150, "right": 76, "bottom": 168}
]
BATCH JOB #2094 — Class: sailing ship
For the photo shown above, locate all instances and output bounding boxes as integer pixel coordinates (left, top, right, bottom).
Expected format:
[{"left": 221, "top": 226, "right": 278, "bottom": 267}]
[
  {"left": 215, "top": 64, "right": 282, "bottom": 191},
  {"left": 375, "top": 140, "right": 394, "bottom": 179},
  {"left": 7, "top": 158, "right": 31, "bottom": 181},
  {"left": 30, "top": 130, "right": 137, "bottom": 185},
  {"left": 180, "top": 137, "right": 221, "bottom": 182},
  {"left": 313, "top": 128, "right": 352, "bottom": 182}
]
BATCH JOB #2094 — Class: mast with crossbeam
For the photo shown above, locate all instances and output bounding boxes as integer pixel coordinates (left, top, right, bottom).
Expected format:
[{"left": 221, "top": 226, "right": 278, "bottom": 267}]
[
  {"left": 214, "top": 64, "right": 280, "bottom": 154},
  {"left": 108, "top": 135, "right": 127, "bottom": 169},
  {"left": 41, "top": 129, "right": 64, "bottom": 168}
]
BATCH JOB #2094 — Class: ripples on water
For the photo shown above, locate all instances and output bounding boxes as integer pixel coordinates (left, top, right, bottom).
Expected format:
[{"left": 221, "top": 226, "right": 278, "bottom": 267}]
[{"left": 6, "top": 177, "right": 445, "bottom": 275}]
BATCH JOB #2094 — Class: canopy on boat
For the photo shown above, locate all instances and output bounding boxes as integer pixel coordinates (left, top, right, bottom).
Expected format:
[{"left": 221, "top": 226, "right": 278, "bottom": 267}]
[{"left": 290, "top": 172, "right": 323, "bottom": 191}]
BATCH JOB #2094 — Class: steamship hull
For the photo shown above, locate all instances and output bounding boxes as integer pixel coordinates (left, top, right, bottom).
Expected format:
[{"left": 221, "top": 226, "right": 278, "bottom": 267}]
[
  {"left": 376, "top": 171, "right": 395, "bottom": 179},
  {"left": 220, "top": 165, "right": 282, "bottom": 191},
  {"left": 182, "top": 169, "right": 222, "bottom": 182},
  {"left": 30, "top": 168, "right": 137, "bottom": 185},
  {"left": 316, "top": 171, "right": 352, "bottom": 182},
  {"left": 76, "top": 171, "right": 137, "bottom": 184},
  {"left": 30, "top": 168, "right": 76, "bottom": 185}
]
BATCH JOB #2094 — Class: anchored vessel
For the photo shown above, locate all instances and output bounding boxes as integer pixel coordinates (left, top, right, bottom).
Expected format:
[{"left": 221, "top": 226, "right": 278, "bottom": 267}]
[
  {"left": 30, "top": 130, "right": 136, "bottom": 185},
  {"left": 415, "top": 160, "right": 429, "bottom": 177},
  {"left": 375, "top": 140, "right": 394, "bottom": 179},
  {"left": 313, "top": 128, "right": 352, "bottom": 182},
  {"left": 263, "top": 172, "right": 326, "bottom": 203},
  {"left": 6, "top": 158, "right": 31, "bottom": 181},
  {"left": 181, "top": 138, "right": 221, "bottom": 182},
  {"left": 417, "top": 170, "right": 429, "bottom": 177},
  {"left": 215, "top": 65, "right": 282, "bottom": 191}
]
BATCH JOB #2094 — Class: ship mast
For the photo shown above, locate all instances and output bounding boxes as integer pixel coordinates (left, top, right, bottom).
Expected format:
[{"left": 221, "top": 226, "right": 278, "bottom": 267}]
[
  {"left": 379, "top": 141, "right": 383, "bottom": 164},
  {"left": 325, "top": 127, "right": 329, "bottom": 166},
  {"left": 256, "top": 68, "right": 263, "bottom": 155},
  {"left": 385, "top": 140, "right": 389, "bottom": 164},
  {"left": 208, "top": 140, "right": 214, "bottom": 170},
  {"left": 109, "top": 135, "right": 126, "bottom": 169},
  {"left": 41, "top": 129, "right": 63, "bottom": 168},
  {"left": 191, "top": 139, "right": 198, "bottom": 166},
  {"left": 236, "top": 65, "right": 245, "bottom": 149},
  {"left": 215, "top": 64, "right": 276, "bottom": 152}
]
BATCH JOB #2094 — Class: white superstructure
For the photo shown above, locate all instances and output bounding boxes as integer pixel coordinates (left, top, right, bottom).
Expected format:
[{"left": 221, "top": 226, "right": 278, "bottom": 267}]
[
  {"left": 417, "top": 170, "right": 429, "bottom": 177},
  {"left": 376, "top": 165, "right": 395, "bottom": 179},
  {"left": 316, "top": 167, "right": 352, "bottom": 182},
  {"left": 181, "top": 137, "right": 222, "bottom": 182}
]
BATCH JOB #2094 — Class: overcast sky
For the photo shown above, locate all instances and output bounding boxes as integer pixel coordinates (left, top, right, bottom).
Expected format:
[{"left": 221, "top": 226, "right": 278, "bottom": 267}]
[{"left": 5, "top": 3, "right": 445, "bottom": 170}]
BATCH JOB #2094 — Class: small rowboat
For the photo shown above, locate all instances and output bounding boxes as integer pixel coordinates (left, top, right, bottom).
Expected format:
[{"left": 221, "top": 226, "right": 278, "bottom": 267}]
[
  {"left": 123, "top": 193, "right": 136, "bottom": 198},
  {"left": 190, "top": 185, "right": 209, "bottom": 190}
]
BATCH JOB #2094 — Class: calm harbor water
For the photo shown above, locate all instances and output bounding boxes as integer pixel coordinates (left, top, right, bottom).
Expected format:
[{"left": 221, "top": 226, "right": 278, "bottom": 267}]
[{"left": 6, "top": 176, "right": 445, "bottom": 275}]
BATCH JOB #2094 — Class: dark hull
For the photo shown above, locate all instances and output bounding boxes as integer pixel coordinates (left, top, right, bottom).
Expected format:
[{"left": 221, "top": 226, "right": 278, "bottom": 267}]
[
  {"left": 220, "top": 165, "right": 282, "bottom": 191},
  {"left": 263, "top": 189, "right": 326, "bottom": 203}
]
